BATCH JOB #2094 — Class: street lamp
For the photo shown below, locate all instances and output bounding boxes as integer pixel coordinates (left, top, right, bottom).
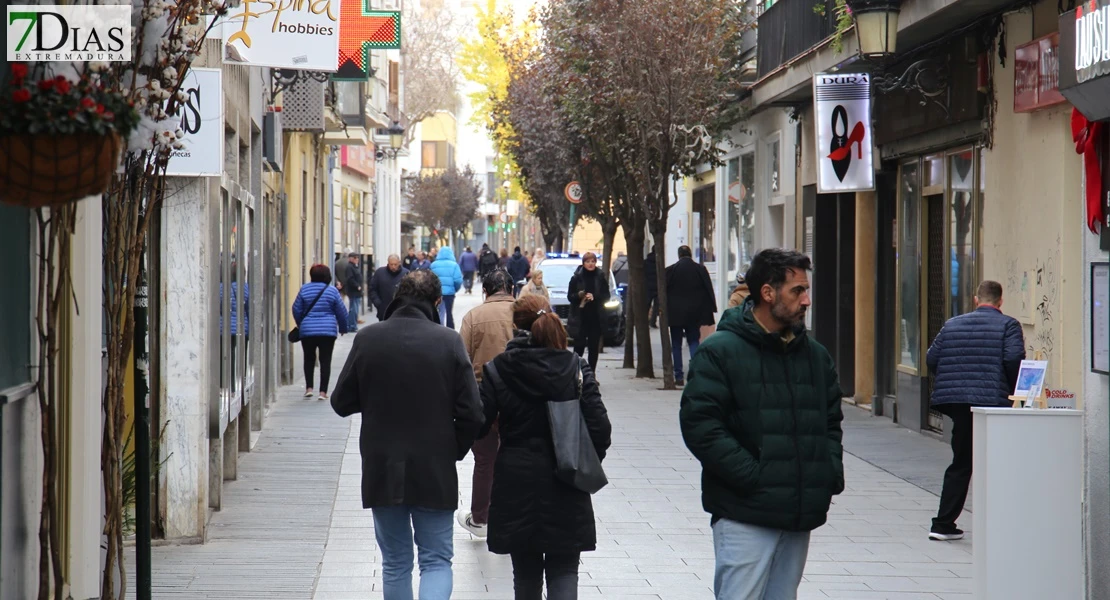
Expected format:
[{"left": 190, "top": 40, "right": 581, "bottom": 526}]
[
  {"left": 845, "top": 0, "right": 901, "bottom": 59},
  {"left": 375, "top": 121, "right": 406, "bottom": 162}
]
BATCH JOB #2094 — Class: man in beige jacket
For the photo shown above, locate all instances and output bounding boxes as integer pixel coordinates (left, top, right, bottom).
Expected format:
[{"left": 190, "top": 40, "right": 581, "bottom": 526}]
[{"left": 456, "top": 268, "right": 517, "bottom": 538}]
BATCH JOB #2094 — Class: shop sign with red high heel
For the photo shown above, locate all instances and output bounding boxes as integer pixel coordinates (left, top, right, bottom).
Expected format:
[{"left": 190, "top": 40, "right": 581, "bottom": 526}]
[{"left": 813, "top": 73, "right": 875, "bottom": 194}]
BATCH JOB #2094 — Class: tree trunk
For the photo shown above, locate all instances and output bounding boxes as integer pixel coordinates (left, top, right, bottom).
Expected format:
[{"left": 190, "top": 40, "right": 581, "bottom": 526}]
[
  {"left": 623, "top": 280, "right": 636, "bottom": 369},
  {"left": 621, "top": 214, "right": 653, "bottom": 378},
  {"left": 651, "top": 219, "right": 676, "bottom": 389}
]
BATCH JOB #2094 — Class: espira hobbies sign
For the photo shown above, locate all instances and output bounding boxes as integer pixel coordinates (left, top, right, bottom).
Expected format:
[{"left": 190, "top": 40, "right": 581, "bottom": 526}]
[
  {"left": 813, "top": 73, "right": 875, "bottom": 193},
  {"left": 223, "top": 0, "right": 339, "bottom": 71}
]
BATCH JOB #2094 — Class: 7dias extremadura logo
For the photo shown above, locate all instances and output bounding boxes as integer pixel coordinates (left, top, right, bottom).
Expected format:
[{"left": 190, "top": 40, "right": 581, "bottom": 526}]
[{"left": 7, "top": 5, "right": 131, "bottom": 62}]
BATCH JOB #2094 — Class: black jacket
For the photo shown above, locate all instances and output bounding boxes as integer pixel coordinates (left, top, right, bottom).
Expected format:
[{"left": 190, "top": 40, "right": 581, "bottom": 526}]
[
  {"left": 927, "top": 305, "right": 1026, "bottom": 406},
  {"left": 402, "top": 254, "right": 417, "bottom": 271},
  {"left": 567, "top": 266, "right": 610, "bottom": 331},
  {"left": 479, "top": 249, "right": 499, "bottom": 276},
  {"left": 644, "top": 252, "right": 659, "bottom": 297},
  {"left": 507, "top": 252, "right": 530, "bottom": 282},
  {"left": 344, "top": 261, "right": 365, "bottom": 295},
  {"left": 480, "top": 334, "right": 612, "bottom": 554},
  {"left": 666, "top": 256, "right": 717, "bottom": 329},
  {"left": 330, "top": 298, "right": 484, "bottom": 510},
  {"left": 368, "top": 266, "right": 408, "bottom": 314}
]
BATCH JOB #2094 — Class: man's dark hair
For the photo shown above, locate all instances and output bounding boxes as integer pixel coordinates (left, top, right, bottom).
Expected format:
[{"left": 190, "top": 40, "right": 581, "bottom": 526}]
[
  {"left": 976, "top": 280, "right": 1003, "bottom": 305},
  {"left": 678, "top": 245, "right": 693, "bottom": 258},
  {"left": 513, "top": 246, "right": 521, "bottom": 253},
  {"left": 744, "top": 248, "right": 812, "bottom": 306},
  {"left": 483, "top": 268, "right": 514, "bottom": 296},
  {"left": 395, "top": 269, "right": 442, "bottom": 304}
]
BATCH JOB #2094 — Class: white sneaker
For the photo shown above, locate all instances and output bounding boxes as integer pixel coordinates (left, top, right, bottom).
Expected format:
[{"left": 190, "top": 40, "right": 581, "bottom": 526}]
[
  {"left": 457, "top": 512, "right": 487, "bottom": 538},
  {"left": 304, "top": 388, "right": 314, "bottom": 398}
]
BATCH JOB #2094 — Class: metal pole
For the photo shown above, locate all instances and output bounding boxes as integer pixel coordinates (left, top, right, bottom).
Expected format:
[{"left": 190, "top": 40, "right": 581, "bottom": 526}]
[
  {"left": 567, "top": 203, "right": 577, "bottom": 251},
  {"left": 134, "top": 248, "right": 152, "bottom": 600}
]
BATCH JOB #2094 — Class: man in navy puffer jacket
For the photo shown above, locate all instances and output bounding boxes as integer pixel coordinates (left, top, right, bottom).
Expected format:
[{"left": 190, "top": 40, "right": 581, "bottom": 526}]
[{"left": 926, "top": 280, "right": 1025, "bottom": 541}]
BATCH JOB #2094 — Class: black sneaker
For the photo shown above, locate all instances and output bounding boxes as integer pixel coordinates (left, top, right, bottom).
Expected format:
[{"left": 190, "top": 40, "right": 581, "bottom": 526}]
[{"left": 929, "top": 525, "right": 964, "bottom": 541}]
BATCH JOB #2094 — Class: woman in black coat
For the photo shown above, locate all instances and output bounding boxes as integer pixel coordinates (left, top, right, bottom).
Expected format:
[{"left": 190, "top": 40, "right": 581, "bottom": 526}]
[
  {"left": 479, "top": 294, "right": 612, "bottom": 600},
  {"left": 566, "top": 252, "right": 610, "bottom": 372}
]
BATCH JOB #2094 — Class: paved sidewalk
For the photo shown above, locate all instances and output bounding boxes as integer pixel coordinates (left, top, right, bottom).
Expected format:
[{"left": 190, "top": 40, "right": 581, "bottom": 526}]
[{"left": 138, "top": 295, "right": 973, "bottom": 599}]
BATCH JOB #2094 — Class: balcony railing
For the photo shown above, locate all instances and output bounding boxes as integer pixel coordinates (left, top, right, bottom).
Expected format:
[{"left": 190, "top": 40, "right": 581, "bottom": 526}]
[{"left": 756, "top": 0, "right": 836, "bottom": 78}]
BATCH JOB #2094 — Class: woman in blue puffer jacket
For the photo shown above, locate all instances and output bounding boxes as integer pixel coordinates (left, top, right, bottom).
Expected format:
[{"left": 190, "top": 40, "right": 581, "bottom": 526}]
[
  {"left": 292, "top": 264, "right": 349, "bottom": 400},
  {"left": 429, "top": 245, "right": 463, "bottom": 329}
]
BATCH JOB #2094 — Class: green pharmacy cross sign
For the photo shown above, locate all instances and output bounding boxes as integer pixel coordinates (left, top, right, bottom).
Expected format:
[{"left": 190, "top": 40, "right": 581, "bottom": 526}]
[{"left": 335, "top": 2, "right": 401, "bottom": 81}]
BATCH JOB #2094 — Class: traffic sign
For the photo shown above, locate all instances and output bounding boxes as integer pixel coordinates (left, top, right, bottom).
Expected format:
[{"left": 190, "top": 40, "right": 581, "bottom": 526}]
[{"left": 565, "top": 181, "right": 583, "bottom": 204}]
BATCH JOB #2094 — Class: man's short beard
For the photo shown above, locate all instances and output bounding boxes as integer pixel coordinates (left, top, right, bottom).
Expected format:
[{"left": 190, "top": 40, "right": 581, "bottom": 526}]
[{"left": 771, "top": 298, "right": 805, "bottom": 327}]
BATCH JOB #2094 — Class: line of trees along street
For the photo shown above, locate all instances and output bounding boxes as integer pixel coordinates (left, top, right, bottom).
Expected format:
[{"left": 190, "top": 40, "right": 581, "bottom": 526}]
[{"left": 464, "top": 0, "right": 751, "bottom": 388}]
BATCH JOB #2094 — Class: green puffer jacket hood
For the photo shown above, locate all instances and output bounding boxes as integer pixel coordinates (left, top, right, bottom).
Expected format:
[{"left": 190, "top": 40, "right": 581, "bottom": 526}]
[{"left": 679, "top": 299, "right": 845, "bottom": 532}]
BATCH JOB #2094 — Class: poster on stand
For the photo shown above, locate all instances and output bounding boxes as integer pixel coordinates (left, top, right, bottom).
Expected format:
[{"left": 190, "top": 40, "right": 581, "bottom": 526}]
[
  {"left": 813, "top": 73, "right": 875, "bottom": 193},
  {"left": 165, "top": 68, "right": 222, "bottom": 177},
  {"left": 222, "top": 0, "right": 340, "bottom": 70}
]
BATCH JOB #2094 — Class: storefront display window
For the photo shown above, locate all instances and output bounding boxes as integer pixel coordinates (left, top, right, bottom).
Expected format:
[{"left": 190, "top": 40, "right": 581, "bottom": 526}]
[
  {"left": 949, "top": 150, "right": 976, "bottom": 316},
  {"left": 898, "top": 161, "right": 922, "bottom": 372},
  {"left": 0, "top": 205, "right": 31, "bottom": 393},
  {"left": 725, "top": 152, "right": 756, "bottom": 288}
]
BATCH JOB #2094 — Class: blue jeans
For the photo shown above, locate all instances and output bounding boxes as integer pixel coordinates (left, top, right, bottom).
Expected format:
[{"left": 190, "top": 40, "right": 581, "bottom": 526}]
[
  {"left": 712, "top": 518, "right": 810, "bottom": 600},
  {"left": 348, "top": 294, "right": 362, "bottom": 330},
  {"left": 670, "top": 325, "right": 701, "bottom": 381},
  {"left": 372, "top": 506, "right": 455, "bottom": 600},
  {"left": 438, "top": 294, "right": 456, "bottom": 329}
]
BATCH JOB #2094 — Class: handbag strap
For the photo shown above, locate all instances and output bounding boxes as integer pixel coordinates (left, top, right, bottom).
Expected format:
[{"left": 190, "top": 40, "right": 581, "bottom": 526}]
[{"left": 296, "top": 285, "right": 328, "bottom": 326}]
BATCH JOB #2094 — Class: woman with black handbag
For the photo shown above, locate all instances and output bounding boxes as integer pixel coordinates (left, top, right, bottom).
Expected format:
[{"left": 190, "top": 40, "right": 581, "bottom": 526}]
[
  {"left": 291, "top": 264, "right": 349, "bottom": 400},
  {"left": 479, "top": 294, "right": 612, "bottom": 600}
]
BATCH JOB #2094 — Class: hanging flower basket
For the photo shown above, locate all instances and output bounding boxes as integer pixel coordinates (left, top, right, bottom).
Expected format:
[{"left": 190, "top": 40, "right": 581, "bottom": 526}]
[
  {"left": 0, "top": 132, "right": 122, "bottom": 207},
  {"left": 0, "top": 63, "right": 138, "bottom": 208}
]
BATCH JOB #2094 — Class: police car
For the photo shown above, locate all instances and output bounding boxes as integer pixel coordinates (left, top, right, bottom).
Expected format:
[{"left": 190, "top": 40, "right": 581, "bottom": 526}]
[{"left": 533, "top": 253, "right": 625, "bottom": 346}]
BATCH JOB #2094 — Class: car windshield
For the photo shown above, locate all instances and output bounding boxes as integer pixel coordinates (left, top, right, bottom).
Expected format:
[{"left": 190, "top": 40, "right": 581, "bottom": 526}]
[{"left": 538, "top": 263, "right": 578, "bottom": 289}]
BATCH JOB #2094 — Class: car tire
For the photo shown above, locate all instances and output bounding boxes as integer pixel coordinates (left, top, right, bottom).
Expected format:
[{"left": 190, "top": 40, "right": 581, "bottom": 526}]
[{"left": 605, "top": 330, "right": 625, "bottom": 347}]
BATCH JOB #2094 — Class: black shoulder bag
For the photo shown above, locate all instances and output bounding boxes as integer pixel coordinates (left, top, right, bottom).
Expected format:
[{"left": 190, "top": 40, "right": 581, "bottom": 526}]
[
  {"left": 486, "top": 357, "right": 608, "bottom": 494},
  {"left": 288, "top": 286, "right": 328, "bottom": 343}
]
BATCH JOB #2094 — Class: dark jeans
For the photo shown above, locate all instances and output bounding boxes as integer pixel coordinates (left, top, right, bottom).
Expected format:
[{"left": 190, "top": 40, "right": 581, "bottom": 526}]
[
  {"left": 470, "top": 420, "right": 499, "bottom": 523},
  {"left": 301, "top": 336, "right": 336, "bottom": 393},
  {"left": 439, "top": 294, "right": 456, "bottom": 329},
  {"left": 933, "top": 403, "right": 973, "bottom": 529},
  {"left": 573, "top": 321, "right": 602, "bottom": 372},
  {"left": 463, "top": 271, "right": 475, "bottom": 293},
  {"left": 670, "top": 325, "right": 700, "bottom": 381},
  {"left": 510, "top": 552, "right": 580, "bottom": 600}
]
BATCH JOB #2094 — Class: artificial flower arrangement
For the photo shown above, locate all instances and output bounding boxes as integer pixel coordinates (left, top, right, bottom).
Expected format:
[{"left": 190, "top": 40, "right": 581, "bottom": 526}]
[{"left": 0, "top": 63, "right": 140, "bottom": 207}]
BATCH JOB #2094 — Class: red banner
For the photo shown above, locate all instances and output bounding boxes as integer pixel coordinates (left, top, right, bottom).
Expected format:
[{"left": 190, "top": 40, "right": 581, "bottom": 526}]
[
  {"left": 341, "top": 145, "right": 375, "bottom": 177},
  {"left": 1014, "top": 33, "right": 1067, "bottom": 113}
]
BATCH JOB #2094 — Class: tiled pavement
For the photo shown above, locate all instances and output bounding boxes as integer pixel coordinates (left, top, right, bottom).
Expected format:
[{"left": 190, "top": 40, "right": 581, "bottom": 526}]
[{"left": 137, "top": 294, "right": 973, "bottom": 599}]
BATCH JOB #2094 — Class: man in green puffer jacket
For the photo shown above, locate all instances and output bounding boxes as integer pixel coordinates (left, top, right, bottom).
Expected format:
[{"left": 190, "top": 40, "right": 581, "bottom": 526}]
[{"left": 679, "top": 248, "right": 845, "bottom": 600}]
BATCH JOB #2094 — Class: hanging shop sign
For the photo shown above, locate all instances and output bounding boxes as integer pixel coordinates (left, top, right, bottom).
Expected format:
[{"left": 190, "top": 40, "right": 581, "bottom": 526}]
[
  {"left": 341, "top": 144, "right": 375, "bottom": 177},
  {"left": 1014, "top": 33, "right": 1067, "bottom": 113},
  {"left": 165, "top": 68, "right": 223, "bottom": 177},
  {"left": 1060, "top": 0, "right": 1110, "bottom": 122},
  {"left": 813, "top": 73, "right": 875, "bottom": 193},
  {"left": 335, "top": 3, "right": 400, "bottom": 81},
  {"left": 222, "top": 0, "right": 339, "bottom": 71}
]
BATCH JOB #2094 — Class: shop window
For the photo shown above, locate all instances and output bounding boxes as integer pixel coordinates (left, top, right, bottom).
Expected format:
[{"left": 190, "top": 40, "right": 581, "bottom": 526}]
[
  {"left": 725, "top": 153, "right": 757, "bottom": 284},
  {"left": 0, "top": 205, "right": 32, "bottom": 393},
  {"left": 949, "top": 151, "right": 976, "bottom": 316},
  {"left": 768, "top": 138, "right": 780, "bottom": 195},
  {"left": 898, "top": 160, "right": 923, "bottom": 373}
]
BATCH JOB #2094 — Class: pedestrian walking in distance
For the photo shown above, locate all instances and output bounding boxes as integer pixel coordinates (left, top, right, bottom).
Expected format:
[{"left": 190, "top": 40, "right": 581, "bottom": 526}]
[
  {"left": 479, "top": 243, "right": 500, "bottom": 280},
  {"left": 291, "top": 264, "right": 349, "bottom": 400},
  {"left": 430, "top": 245, "right": 464, "bottom": 329},
  {"left": 459, "top": 245, "right": 479, "bottom": 294},
  {"left": 480, "top": 294, "right": 612, "bottom": 600},
  {"left": 368, "top": 254, "right": 408, "bottom": 322},
  {"left": 520, "top": 269, "right": 550, "bottom": 300},
  {"left": 567, "top": 252, "right": 609, "bottom": 373},
  {"left": 926, "top": 280, "right": 1025, "bottom": 541},
  {"left": 344, "top": 252, "right": 365, "bottom": 329},
  {"left": 679, "top": 248, "right": 844, "bottom": 600},
  {"left": 457, "top": 269, "right": 517, "bottom": 538},
  {"left": 507, "top": 246, "right": 531, "bottom": 294},
  {"left": 665, "top": 245, "right": 717, "bottom": 385},
  {"left": 330, "top": 269, "right": 484, "bottom": 600}
]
